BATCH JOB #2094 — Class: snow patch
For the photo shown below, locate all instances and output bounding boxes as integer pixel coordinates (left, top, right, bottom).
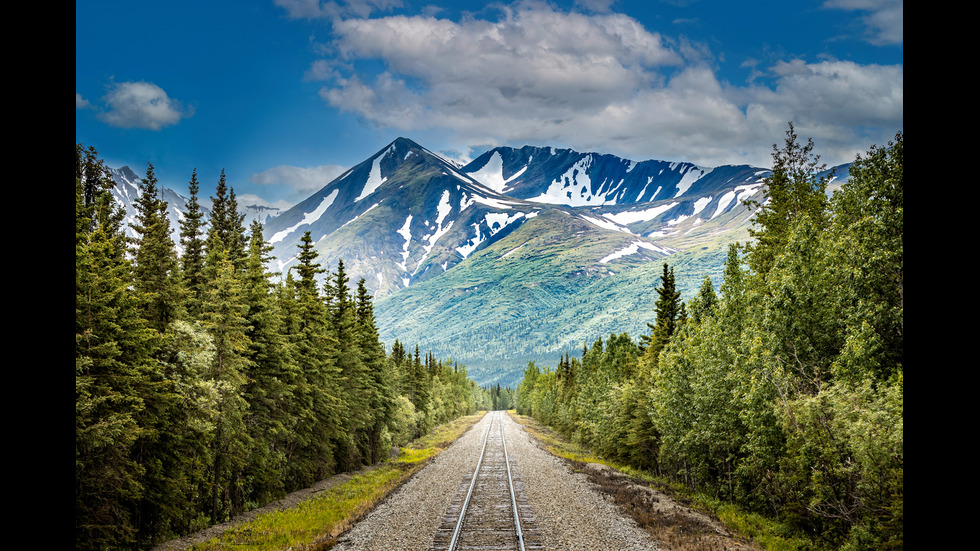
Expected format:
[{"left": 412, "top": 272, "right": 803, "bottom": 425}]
[
  {"left": 472, "top": 195, "right": 516, "bottom": 209},
  {"left": 580, "top": 215, "right": 634, "bottom": 234},
  {"left": 396, "top": 214, "right": 413, "bottom": 270},
  {"left": 356, "top": 145, "right": 393, "bottom": 202},
  {"left": 269, "top": 189, "right": 339, "bottom": 244},
  {"left": 673, "top": 166, "right": 711, "bottom": 198},
  {"left": 599, "top": 241, "right": 671, "bottom": 264},
  {"left": 599, "top": 240, "right": 673, "bottom": 264},
  {"left": 527, "top": 155, "right": 606, "bottom": 206},
  {"left": 692, "top": 196, "right": 713, "bottom": 216},
  {"left": 602, "top": 202, "right": 678, "bottom": 225}
]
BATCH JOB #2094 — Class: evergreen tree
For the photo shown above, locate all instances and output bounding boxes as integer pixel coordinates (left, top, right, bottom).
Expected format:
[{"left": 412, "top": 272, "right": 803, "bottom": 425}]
[
  {"left": 226, "top": 187, "right": 248, "bottom": 274},
  {"left": 640, "top": 263, "right": 682, "bottom": 360},
  {"left": 76, "top": 161, "right": 152, "bottom": 550},
  {"left": 131, "top": 162, "right": 183, "bottom": 332},
  {"left": 241, "top": 221, "right": 291, "bottom": 503},
  {"left": 205, "top": 169, "right": 247, "bottom": 274},
  {"left": 355, "top": 278, "right": 396, "bottom": 463},
  {"left": 325, "top": 259, "right": 371, "bottom": 470},
  {"left": 180, "top": 169, "right": 207, "bottom": 318},
  {"left": 200, "top": 244, "right": 252, "bottom": 522},
  {"left": 744, "top": 122, "right": 830, "bottom": 279},
  {"left": 282, "top": 234, "right": 341, "bottom": 486}
]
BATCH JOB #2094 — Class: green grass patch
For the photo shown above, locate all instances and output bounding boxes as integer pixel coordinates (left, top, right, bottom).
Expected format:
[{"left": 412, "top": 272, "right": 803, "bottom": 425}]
[{"left": 190, "top": 412, "right": 486, "bottom": 551}]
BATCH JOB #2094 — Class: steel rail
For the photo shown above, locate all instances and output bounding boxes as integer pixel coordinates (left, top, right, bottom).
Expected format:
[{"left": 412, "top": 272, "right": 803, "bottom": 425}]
[
  {"left": 501, "top": 412, "right": 527, "bottom": 551},
  {"left": 446, "top": 411, "right": 526, "bottom": 551}
]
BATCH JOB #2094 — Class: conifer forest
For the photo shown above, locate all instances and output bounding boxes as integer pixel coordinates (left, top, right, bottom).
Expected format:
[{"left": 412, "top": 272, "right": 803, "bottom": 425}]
[
  {"left": 76, "top": 128, "right": 902, "bottom": 550},
  {"left": 75, "top": 145, "right": 490, "bottom": 550}
]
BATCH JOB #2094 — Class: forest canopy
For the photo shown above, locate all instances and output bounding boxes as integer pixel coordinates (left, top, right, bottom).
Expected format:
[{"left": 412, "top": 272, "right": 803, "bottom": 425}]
[
  {"left": 516, "top": 128, "right": 903, "bottom": 551},
  {"left": 75, "top": 145, "right": 489, "bottom": 550}
]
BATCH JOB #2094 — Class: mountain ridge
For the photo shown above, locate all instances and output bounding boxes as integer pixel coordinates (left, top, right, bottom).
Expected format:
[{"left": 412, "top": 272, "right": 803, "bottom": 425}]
[{"left": 110, "top": 136, "right": 860, "bottom": 385}]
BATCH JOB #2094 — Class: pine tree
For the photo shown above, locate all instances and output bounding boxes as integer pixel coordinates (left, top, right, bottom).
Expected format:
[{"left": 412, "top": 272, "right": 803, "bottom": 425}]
[
  {"left": 640, "top": 263, "right": 682, "bottom": 360},
  {"left": 76, "top": 158, "right": 152, "bottom": 550},
  {"left": 131, "top": 162, "right": 183, "bottom": 332},
  {"left": 744, "top": 122, "right": 830, "bottom": 279},
  {"left": 200, "top": 244, "right": 252, "bottom": 522},
  {"left": 180, "top": 169, "right": 207, "bottom": 318}
]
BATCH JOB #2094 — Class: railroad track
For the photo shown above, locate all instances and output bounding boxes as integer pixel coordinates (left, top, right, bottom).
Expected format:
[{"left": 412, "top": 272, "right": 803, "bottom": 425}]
[{"left": 432, "top": 411, "right": 542, "bottom": 551}]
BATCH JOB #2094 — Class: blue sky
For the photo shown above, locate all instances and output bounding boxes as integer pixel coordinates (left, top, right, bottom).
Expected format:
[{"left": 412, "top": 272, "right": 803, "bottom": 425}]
[{"left": 76, "top": 0, "right": 903, "bottom": 210}]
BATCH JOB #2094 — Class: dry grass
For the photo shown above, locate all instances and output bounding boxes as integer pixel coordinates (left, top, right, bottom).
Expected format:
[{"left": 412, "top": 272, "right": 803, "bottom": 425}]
[{"left": 510, "top": 412, "right": 761, "bottom": 551}]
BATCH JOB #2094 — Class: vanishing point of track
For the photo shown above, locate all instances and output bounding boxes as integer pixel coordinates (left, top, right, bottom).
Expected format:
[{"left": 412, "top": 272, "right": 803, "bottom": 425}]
[{"left": 432, "top": 411, "right": 542, "bottom": 551}]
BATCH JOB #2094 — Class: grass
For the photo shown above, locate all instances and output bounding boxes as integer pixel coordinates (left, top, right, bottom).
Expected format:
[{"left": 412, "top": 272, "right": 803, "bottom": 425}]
[
  {"left": 189, "top": 412, "right": 486, "bottom": 551},
  {"left": 508, "top": 411, "right": 811, "bottom": 551}
]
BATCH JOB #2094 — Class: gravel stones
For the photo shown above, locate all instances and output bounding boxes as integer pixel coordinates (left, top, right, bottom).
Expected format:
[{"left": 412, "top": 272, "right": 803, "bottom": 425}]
[{"left": 333, "top": 411, "right": 659, "bottom": 550}]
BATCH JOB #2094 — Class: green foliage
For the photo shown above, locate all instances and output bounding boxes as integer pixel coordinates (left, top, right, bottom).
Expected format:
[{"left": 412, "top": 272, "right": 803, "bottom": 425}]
[
  {"left": 75, "top": 146, "right": 485, "bottom": 550},
  {"left": 516, "top": 127, "right": 904, "bottom": 550}
]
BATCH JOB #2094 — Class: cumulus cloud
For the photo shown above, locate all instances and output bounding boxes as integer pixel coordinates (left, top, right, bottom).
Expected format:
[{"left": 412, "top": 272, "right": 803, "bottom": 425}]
[
  {"left": 97, "top": 81, "right": 192, "bottom": 130},
  {"left": 824, "top": 0, "right": 903, "bottom": 45},
  {"left": 250, "top": 164, "right": 350, "bottom": 202},
  {"left": 76, "top": 93, "right": 92, "bottom": 109},
  {"left": 310, "top": 2, "right": 902, "bottom": 167}
]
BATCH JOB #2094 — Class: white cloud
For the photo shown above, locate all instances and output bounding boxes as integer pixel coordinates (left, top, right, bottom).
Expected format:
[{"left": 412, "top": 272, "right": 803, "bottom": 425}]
[
  {"left": 310, "top": 2, "right": 902, "bottom": 168},
  {"left": 76, "top": 93, "right": 92, "bottom": 109},
  {"left": 274, "top": 0, "right": 403, "bottom": 19},
  {"left": 250, "top": 163, "right": 349, "bottom": 197},
  {"left": 97, "top": 81, "right": 191, "bottom": 130},
  {"left": 824, "top": 0, "right": 903, "bottom": 45}
]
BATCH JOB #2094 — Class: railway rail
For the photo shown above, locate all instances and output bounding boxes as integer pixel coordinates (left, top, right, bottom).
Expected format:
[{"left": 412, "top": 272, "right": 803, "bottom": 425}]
[{"left": 431, "top": 411, "right": 542, "bottom": 551}]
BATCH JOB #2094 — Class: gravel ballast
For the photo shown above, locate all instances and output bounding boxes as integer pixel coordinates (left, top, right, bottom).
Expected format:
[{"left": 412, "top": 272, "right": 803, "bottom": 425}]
[{"left": 333, "top": 411, "right": 660, "bottom": 550}]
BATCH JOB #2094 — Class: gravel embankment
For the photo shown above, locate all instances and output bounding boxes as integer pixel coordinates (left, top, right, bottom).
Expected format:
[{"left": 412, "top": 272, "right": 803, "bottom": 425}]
[{"left": 333, "top": 411, "right": 660, "bottom": 550}]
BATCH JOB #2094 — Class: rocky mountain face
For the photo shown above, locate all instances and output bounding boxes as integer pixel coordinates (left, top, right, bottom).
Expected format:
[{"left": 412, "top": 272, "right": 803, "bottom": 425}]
[
  {"left": 114, "top": 137, "right": 830, "bottom": 384},
  {"left": 258, "top": 137, "right": 777, "bottom": 384}
]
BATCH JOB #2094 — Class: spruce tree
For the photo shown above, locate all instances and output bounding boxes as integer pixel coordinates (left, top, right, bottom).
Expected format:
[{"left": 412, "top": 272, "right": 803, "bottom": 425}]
[
  {"left": 355, "top": 277, "right": 395, "bottom": 463},
  {"left": 640, "top": 263, "right": 682, "bottom": 360},
  {"left": 76, "top": 160, "right": 152, "bottom": 550},
  {"left": 180, "top": 169, "right": 207, "bottom": 318},
  {"left": 241, "top": 221, "right": 290, "bottom": 502},
  {"left": 131, "top": 162, "right": 183, "bottom": 332},
  {"left": 744, "top": 122, "right": 830, "bottom": 279},
  {"left": 283, "top": 233, "right": 341, "bottom": 485},
  {"left": 326, "top": 259, "right": 371, "bottom": 469},
  {"left": 200, "top": 244, "right": 252, "bottom": 521}
]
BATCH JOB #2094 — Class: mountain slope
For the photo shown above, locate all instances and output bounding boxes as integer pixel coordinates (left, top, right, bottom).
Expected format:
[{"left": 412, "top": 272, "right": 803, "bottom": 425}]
[
  {"left": 109, "top": 137, "right": 784, "bottom": 385},
  {"left": 373, "top": 208, "right": 682, "bottom": 385},
  {"left": 256, "top": 138, "right": 779, "bottom": 384},
  {"left": 265, "top": 138, "right": 553, "bottom": 297},
  {"left": 464, "top": 145, "right": 767, "bottom": 208}
]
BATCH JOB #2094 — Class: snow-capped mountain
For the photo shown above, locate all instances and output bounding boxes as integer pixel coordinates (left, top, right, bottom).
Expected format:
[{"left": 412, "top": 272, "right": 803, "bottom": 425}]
[
  {"left": 107, "top": 137, "right": 788, "bottom": 384},
  {"left": 262, "top": 137, "right": 676, "bottom": 298},
  {"left": 463, "top": 145, "right": 770, "bottom": 242}
]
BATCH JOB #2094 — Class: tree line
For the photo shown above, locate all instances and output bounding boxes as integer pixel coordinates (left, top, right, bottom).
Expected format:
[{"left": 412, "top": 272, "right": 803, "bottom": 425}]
[
  {"left": 517, "top": 127, "right": 903, "bottom": 550},
  {"left": 75, "top": 145, "right": 487, "bottom": 550}
]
